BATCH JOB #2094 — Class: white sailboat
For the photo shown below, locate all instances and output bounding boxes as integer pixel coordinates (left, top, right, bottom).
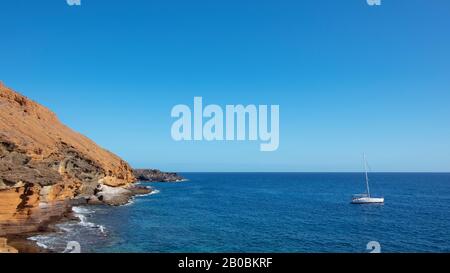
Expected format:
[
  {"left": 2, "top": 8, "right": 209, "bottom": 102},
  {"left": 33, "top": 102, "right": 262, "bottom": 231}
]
[{"left": 351, "top": 154, "right": 384, "bottom": 204}]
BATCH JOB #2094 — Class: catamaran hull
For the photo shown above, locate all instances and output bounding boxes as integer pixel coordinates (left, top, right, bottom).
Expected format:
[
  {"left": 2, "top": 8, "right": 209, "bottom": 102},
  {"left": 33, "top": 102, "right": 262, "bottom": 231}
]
[{"left": 351, "top": 197, "right": 385, "bottom": 204}]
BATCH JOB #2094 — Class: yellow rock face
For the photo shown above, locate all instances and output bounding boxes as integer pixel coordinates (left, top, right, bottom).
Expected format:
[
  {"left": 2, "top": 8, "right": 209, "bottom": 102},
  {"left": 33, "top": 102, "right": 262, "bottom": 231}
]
[{"left": 0, "top": 238, "right": 18, "bottom": 253}]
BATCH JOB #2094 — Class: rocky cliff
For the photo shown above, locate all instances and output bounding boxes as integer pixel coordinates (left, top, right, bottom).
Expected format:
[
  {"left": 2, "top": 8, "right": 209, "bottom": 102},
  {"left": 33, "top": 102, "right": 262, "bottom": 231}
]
[{"left": 0, "top": 82, "right": 137, "bottom": 236}]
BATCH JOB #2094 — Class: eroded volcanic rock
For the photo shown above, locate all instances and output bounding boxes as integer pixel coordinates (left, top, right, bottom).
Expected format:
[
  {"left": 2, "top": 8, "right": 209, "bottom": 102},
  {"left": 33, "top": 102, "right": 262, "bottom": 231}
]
[
  {"left": 133, "top": 169, "right": 184, "bottom": 182},
  {"left": 0, "top": 82, "right": 136, "bottom": 236}
]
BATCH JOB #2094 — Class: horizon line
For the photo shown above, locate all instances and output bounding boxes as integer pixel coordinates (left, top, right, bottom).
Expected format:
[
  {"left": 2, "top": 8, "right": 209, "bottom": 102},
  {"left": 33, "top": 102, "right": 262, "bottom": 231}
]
[{"left": 168, "top": 171, "right": 450, "bottom": 174}]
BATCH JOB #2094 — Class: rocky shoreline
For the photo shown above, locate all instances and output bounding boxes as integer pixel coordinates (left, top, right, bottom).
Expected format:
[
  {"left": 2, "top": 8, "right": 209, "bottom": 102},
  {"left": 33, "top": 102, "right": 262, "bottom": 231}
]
[
  {"left": 77, "top": 184, "right": 153, "bottom": 206},
  {"left": 2, "top": 205, "right": 77, "bottom": 253},
  {"left": 1, "top": 184, "right": 154, "bottom": 253},
  {"left": 0, "top": 83, "right": 169, "bottom": 253},
  {"left": 133, "top": 169, "right": 184, "bottom": 182}
]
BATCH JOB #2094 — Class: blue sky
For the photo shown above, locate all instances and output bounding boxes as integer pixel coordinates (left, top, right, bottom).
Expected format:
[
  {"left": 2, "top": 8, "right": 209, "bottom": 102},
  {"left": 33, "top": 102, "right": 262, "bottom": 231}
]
[{"left": 1, "top": 0, "right": 450, "bottom": 172}]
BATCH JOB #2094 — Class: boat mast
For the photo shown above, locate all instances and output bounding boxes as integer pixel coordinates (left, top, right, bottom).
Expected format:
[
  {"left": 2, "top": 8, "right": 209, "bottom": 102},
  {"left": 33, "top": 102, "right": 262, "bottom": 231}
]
[{"left": 364, "top": 153, "right": 371, "bottom": 197}]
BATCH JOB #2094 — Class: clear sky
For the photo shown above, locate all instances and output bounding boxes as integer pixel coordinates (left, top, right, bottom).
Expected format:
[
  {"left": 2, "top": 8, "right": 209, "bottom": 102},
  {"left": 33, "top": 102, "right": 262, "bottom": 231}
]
[{"left": 1, "top": 0, "right": 450, "bottom": 172}]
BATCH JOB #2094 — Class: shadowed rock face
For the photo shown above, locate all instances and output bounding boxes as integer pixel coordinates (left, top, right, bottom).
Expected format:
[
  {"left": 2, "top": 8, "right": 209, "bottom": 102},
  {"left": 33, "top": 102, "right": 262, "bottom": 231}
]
[
  {"left": 133, "top": 169, "right": 184, "bottom": 182},
  {"left": 0, "top": 238, "right": 18, "bottom": 253},
  {"left": 0, "top": 82, "right": 136, "bottom": 236}
]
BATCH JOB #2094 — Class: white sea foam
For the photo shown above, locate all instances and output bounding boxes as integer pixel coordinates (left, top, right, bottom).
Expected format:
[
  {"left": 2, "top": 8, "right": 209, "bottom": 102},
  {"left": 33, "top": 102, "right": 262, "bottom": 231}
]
[
  {"left": 26, "top": 186, "right": 163, "bottom": 251},
  {"left": 99, "top": 225, "right": 106, "bottom": 234},
  {"left": 120, "top": 187, "right": 161, "bottom": 206},
  {"left": 136, "top": 189, "right": 160, "bottom": 197},
  {"left": 77, "top": 214, "right": 97, "bottom": 228},
  {"left": 28, "top": 235, "right": 55, "bottom": 250},
  {"left": 36, "top": 242, "right": 49, "bottom": 249},
  {"left": 28, "top": 206, "right": 108, "bottom": 252},
  {"left": 72, "top": 206, "right": 94, "bottom": 214},
  {"left": 28, "top": 235, "right": 48, "bottom": 243},
  {"left": 122, "top": 199, "right": 135, "bottom": 206},
  {"left": 58, "top": 225, "right": 73, "bottom": 233},
  {"left": 72, "top": 206, "right": 108, "bottom": 231}
]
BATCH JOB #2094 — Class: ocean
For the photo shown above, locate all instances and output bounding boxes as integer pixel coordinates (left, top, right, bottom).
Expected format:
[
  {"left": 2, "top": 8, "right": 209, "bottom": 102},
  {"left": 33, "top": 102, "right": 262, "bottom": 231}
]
[{"left": 29, "top": 173, "right": 450, "bottom": 253}]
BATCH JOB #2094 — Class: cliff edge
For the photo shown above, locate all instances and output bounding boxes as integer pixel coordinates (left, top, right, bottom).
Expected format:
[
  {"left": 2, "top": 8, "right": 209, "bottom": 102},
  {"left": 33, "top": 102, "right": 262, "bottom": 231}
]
[{"left": 0, "top": 82, "right": 137, "bottom": 236}]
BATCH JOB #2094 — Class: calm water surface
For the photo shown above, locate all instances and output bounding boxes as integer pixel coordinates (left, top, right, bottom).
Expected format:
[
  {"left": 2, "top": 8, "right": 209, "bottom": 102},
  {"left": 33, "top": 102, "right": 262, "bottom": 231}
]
[{"left": 30, "top": 173, "right": 450, "bottom": 253}]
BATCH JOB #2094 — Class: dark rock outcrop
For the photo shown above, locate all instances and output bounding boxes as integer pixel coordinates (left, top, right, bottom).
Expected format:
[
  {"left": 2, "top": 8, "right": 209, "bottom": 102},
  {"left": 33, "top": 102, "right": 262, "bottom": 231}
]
[{"left": 133, "top": 169, "right": 184, "bottom": 182}]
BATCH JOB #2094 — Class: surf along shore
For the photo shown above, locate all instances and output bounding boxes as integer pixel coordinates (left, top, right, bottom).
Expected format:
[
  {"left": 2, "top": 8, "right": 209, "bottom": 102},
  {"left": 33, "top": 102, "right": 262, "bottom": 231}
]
[{"left": 0, "top": 82, "right": 182, "bottom": 253}]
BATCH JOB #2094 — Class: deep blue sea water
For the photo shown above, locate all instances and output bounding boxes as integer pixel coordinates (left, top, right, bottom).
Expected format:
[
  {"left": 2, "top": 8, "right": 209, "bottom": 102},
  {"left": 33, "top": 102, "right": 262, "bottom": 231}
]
[{"left": 30, "top": 173, "right": 450, "bottom": 253}]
